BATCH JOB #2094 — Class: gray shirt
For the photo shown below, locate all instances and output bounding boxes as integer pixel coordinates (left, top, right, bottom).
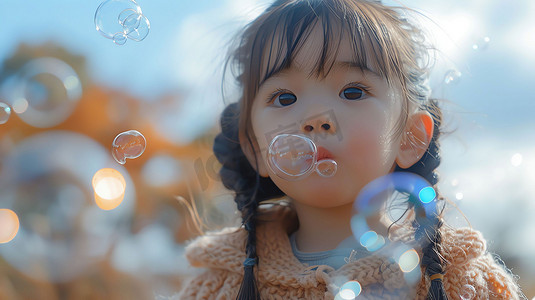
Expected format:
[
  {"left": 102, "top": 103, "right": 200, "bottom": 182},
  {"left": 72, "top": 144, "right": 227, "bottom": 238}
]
[{"left": 289, "top": 232, "right": 372, "bottom": 270}]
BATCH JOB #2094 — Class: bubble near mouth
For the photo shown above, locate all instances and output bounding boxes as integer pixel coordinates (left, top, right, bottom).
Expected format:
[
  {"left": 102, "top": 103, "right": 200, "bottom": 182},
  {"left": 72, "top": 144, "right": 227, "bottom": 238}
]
[{"left": 267, "top": 134, "right": 337, "bottom": 180}]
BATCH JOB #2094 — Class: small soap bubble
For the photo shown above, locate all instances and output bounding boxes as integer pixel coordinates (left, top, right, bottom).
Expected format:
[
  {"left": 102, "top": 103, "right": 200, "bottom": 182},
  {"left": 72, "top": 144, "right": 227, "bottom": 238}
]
[
  {"left": 0, "top": 102, "right": 11, "bottom": 124},
  {"left": 125, "top": 14, "right": 150, "bottom": 41},
  {"left": 267, "top": 134, "right": 337, "bottom": 181},
  {"left": 444, "top": 69, "right": 462, "bottom": 85},
  {"left": 460, "top": 284, "right": 476, "bottom": 300},
  {"left": 113, "top": 32, "right": 128, "bottom": 45},
  {"left": 94, "top": 0, "right": 150, "bottom": 45},
  {"left": 316, "top": 159, "right": 338, "bottom": 177},
  {"left": 112, "top": 130, "right": 146, "bottom": 164},
  {"left": 118, "top": 8, "right": 139, "bottom": 28},
  {"left": 472, "top": 36, "right": 490, "bottom": 51}
]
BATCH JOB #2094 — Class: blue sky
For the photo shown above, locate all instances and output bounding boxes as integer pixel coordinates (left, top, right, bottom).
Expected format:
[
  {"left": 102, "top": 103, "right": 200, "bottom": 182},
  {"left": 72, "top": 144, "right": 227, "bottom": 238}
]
[{"left": 1, "top": 0, "right": 535, "bottom": 283}]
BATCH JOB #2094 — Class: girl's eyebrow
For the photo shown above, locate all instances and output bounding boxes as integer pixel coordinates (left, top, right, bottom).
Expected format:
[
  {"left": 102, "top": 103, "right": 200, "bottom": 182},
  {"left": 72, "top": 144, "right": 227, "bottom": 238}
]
[
  {"left": 334, "top": 61, "right": 381, "bottom": 78},
  {"left": 259, "top": 68, "right": 292, "bottom": 87}
]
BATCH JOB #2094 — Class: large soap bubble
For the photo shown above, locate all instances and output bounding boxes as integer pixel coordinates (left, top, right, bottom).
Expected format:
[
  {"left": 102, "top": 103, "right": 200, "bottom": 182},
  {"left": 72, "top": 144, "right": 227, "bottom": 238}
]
[
  {"left": 351, "top": 172, "right": 439, "bottom": 253},
  {"left": 95, "top": 0, "right": 150, "bottom": 45},
  {"left": 267, "top": 134, "right": 337, "bottom": 181},
  {"left": 8, "top": 57, "right": 82, "bottom": 128}
]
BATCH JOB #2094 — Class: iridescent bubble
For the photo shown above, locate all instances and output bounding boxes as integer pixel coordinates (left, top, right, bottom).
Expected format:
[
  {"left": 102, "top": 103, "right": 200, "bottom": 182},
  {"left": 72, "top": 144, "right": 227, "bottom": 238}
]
[
  {"left": 94, "top": 0, "right": 150, "bottom": 45},
  {"left": 472, "top": 36, "right": 490, "bottom": 51},
  {"left": 267, "top": 134, "right": 337, "bottom": 181},
  {"left": 444, "top": 69, "right": 462, "bottom": 85},
  {"left": 351, "top": 172, "right": 438, "bottom": 252},
  {"left": 0, "top": 102, "right": 11, "bottom": 124},
  {"left": 0, "top": 209, "right": 19, "bottom": 243},
  {"left": 112, "top": 130, "right": 146, "bottom": 164},
  {"left": 460, "top": 284, "right": 476, "bottom": 300},
  {"left": 8, "top": 57, "right": 82, "bottom": 128}
]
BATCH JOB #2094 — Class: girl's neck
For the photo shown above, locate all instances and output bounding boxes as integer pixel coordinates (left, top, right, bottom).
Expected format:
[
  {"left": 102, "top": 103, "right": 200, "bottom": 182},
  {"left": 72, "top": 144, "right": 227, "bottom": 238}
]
[{"left": 292, "top": 201, "right": 354, "bottom": 253}]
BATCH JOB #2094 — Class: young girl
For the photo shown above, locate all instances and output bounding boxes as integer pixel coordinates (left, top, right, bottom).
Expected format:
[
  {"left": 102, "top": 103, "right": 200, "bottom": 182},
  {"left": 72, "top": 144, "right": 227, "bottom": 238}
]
[{"left": 179, "top": 0, "right": 524, "bottom": 299}]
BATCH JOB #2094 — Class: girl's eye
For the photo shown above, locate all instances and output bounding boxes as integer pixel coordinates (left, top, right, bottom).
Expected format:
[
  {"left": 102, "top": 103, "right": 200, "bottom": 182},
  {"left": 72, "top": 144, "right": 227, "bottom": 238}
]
[
  {"left": 340, "top": 85, "right": 368, "bottom": 101},
  {"left": 268, "top": 90, "right": 297, "bottom": 107}
]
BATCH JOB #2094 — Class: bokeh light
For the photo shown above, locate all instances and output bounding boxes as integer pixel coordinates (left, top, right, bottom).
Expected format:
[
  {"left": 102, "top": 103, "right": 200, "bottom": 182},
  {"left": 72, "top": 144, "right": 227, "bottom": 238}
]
[
  {"left": 112, "top": 130, "right": 146, "bottom": 165},
  {"left": 418, "top": 186, "right": 436, "bottom": 204},
  {"left": 397, "top": 248, "right": 420, "bottom": 273},
  {"left": 511, "top": 153, "right": 523, "bottom": 167},
  {"left": 338, "top": 280, "right": 361, "bottom": 299},
  {"left": 92, "top": 168, "right": 126, "bottom": 210},
  {"left": 0, "top": 209, "right": 19, "bottom": 243}
]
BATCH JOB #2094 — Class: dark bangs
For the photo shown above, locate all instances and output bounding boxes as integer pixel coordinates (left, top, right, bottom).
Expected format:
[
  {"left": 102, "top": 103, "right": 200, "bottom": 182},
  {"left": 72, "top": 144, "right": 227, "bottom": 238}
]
[{"left": 247, "top": 0, "right": 407, "bottom": 95}]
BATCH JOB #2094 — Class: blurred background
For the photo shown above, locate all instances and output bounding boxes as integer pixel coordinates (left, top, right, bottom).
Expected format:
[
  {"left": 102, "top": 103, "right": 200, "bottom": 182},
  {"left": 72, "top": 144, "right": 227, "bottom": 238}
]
[{"left": 0, "top": 0, "right": 533, "bottom": 299}]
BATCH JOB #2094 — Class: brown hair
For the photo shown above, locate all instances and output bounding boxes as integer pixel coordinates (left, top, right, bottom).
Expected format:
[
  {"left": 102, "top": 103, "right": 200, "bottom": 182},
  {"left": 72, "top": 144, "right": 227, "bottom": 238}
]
[{"left": 215, "top": 0, "right": 446, "bottom": 299}]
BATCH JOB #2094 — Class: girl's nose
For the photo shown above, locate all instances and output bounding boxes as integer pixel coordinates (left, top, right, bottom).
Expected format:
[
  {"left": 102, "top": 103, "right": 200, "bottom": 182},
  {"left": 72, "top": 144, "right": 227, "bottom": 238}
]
[{"left": 301, "top": 117, "right": 337, "bottom": 135}]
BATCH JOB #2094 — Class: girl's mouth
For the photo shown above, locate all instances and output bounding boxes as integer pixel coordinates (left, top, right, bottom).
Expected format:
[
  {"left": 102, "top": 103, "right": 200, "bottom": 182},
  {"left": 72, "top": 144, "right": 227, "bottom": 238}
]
[{"left": 317, "top": 146, "right": 334, "bottom": 161}]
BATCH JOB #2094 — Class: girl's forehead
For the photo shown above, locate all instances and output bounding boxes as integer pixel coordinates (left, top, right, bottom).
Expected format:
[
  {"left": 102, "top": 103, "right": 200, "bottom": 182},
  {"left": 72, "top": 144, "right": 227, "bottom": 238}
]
[{"left": 259, "top": 22, "right": 380, "bottom": 85}]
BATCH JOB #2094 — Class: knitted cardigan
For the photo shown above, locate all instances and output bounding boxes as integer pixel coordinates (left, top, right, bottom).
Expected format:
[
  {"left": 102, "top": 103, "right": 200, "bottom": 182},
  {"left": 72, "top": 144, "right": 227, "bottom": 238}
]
[{"left": 178, "top": 207, "right": 522, "bottom": 299}]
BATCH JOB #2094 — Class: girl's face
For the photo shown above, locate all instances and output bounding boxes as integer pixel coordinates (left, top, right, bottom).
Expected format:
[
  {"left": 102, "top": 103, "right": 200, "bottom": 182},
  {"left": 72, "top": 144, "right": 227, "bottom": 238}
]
[{"left": 248, "top": 23, "right": 405, "bottom": 209}]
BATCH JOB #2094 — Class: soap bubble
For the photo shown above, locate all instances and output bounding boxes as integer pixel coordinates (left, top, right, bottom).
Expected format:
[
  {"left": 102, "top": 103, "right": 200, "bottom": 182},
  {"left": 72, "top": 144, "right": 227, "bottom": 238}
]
[
  {"left": 444, "top": 69, "right": 462, "bottom": 85},
  {"left": 267, "top": 133, "right": 337, "bottom": 181},
  {"left": 0, "top": 209, "right": 19, "bottom": 243},
  {"left": 472, "top": 36, "right": 490, "bottom": 51},
  {"left": 460, "top": 284, "right": 476, "bottom": 300},
  {"left": 0, "top": 102, "right": 11, "bottom": 124},
  {"left": 112, "top": 130, "right": 146, "bottom": 164},
  {"left": 113, "top": 32, "right": 128, "bottom": 45},
  {"left": 7, "top": 57, "right": 82, "bottom": 128},
  {"left": 92, "top": 168, "right": 126, "bottom": 210},
  {"left": 94, "top": 0, "right": 150, "bottom": 45},
  {"left": 351, "top": 172, "right": 439, "bottom": 252}
]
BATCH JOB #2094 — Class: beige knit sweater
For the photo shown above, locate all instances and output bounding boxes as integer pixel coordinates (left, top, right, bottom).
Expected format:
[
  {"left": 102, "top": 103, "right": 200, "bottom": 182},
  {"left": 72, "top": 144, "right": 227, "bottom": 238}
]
[{"left": 179, "top": 207, "right": 522, "bottom": 299}]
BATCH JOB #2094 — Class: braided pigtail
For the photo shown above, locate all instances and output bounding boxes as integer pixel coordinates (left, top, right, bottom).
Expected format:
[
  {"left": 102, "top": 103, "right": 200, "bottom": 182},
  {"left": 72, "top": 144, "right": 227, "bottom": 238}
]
[
  {"left": 395, "top": 98, "right": 448, "bottom": 299},
  {"left": 213, "top": 103, "right": 284, "bottom": 300}
]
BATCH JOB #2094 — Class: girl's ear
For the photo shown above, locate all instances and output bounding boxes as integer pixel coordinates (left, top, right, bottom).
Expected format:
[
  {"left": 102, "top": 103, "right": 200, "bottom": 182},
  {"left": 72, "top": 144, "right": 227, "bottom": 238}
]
[
  {"left": 239, "top": 132, "right": 270, "bottom": 178},
  {"left": 395, "top": 111, "right": 434, "bottom": 169}
]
